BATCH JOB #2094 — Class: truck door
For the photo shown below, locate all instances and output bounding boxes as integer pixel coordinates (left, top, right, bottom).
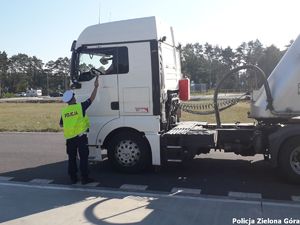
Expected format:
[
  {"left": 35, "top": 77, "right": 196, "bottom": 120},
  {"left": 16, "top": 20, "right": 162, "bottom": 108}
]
[
  {"left": 72, "top": 46, "right": 126, "bottom": 139},
  {"left": 117, "top": 43, "right": 152, "bottom": 116}
]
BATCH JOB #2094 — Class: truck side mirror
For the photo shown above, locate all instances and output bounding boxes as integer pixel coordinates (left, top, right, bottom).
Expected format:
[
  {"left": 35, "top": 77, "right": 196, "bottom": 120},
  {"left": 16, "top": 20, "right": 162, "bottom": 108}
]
[
  {"left": 159, "top": 36, "right": 167, "bottom": 42},
  {"left": 70, "top": 40, "right": 77, "bottom": 51}
]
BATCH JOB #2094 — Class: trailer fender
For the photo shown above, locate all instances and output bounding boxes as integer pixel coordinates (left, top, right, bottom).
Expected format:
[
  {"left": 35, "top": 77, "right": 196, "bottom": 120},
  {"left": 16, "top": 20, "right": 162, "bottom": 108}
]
[{"left": 268, "top": 125, "right": 300, "bottom": 167}]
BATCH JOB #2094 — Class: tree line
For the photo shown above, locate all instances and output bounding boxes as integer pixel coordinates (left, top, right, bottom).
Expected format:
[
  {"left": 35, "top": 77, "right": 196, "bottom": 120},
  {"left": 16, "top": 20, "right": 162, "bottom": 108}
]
[
  {"left": 180, "top": 39, "right": 293, "bottom": 91},
  {"left": 0, "top": 39, "right": 293, "bottom": 97},
  {"left": 0, "top": 52, "right": 70, "bottom": 97}
]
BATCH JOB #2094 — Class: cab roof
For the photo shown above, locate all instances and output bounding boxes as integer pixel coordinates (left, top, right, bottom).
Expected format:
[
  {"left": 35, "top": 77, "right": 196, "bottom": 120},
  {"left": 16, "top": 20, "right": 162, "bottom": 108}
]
[{"left": 75, "top": 16, "right": 176, "bottom": 48}]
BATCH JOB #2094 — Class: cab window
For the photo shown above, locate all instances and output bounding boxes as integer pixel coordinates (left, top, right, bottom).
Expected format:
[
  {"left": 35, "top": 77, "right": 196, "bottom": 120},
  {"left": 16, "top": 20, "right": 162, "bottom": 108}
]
[{"left": 77, "top": 47, "right": 128, "bottom": 82}]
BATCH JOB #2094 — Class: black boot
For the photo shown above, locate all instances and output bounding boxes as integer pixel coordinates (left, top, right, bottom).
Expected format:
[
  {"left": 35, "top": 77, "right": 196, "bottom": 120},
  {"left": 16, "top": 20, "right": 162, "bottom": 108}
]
[
  {"left": 81, "top": 177, "right": 95, "bottom": 185},
  {"left": 70, "top": 175, "right": 78, "bottom": 184}
]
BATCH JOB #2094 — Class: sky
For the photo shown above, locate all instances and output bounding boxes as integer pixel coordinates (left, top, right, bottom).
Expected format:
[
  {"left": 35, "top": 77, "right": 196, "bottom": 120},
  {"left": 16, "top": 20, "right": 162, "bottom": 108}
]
[{"left": 1, "top": 0, "right": 299, "bottom": 63}]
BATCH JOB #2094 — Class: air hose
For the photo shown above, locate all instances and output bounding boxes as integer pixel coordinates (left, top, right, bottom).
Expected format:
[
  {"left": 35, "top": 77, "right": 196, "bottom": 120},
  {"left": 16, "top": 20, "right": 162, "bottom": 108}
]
[{"left": 214, "top": 65, "right": 274, "bottom": 127}]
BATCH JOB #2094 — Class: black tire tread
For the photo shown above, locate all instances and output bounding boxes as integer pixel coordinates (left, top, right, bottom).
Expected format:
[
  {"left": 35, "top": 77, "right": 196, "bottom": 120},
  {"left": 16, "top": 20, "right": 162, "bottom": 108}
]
[
  {"left": 279, "top": 136, "right": 300, "bottom": 184},
  {"left": 107, "top": 131, "right": 151, "bottom": 173}
]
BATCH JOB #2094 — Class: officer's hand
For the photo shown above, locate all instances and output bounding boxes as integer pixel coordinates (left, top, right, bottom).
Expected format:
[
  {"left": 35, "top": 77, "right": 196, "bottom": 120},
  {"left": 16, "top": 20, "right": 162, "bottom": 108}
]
[
  {"left": 94, "top": 75, "right": 99, "bottom": 88},
  {"left": 99, "top": 66, "right": 106, "bottom": 75}
]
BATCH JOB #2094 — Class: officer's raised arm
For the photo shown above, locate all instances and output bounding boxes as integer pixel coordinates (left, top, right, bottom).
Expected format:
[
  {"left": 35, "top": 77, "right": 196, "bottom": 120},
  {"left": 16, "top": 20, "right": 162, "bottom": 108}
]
[{"left": 89, "top": 76, "right": 99, "bottom": 102}]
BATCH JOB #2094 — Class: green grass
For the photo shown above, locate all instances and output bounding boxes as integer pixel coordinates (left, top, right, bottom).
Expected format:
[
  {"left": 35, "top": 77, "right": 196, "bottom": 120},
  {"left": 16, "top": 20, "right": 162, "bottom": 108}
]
[
  {"left": 181, "top": 101, "right": 255, "bottom": 124},
  {"left": 190, "top": 89, "right": 215, "bottom": 96},
  {"left": 0, "top": 101, "right": 254, "bottom": 132},
  {"left": 0, "top": 103, "right": 64, "bottom": 132}
]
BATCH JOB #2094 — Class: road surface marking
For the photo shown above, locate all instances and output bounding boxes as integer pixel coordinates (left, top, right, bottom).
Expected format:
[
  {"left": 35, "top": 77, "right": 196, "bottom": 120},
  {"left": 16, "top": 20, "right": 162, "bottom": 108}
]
[
  {"left": 29, "top": 179, "right": 53, "bottom": 184},
  {"left": 171, "top": 187, "right": 201, "bottom": 195},
  {"left": 1, "top": 181, "right": 299, "bottom": 207},
  {"left": 291, "top": 196, "right": 300, "bottom": 202},
  {"left": 120, "top": 184, "right": 148, "bottom": 191},
  {"left": 228, "top": 191, "right": 262, "bottom": 199},
  {"left": 0, "top": 176, "right": 13, "bottom": 181},
  {"left": 73, "top": 182, "right": 100, "bottom": 187},
  {"left": 84, "top": 182, "right": 100, "bottom": 187}
]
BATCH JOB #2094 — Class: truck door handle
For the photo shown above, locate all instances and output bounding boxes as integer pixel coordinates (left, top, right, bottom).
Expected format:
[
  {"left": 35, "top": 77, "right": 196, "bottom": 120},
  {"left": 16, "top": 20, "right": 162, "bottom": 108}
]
[{"left": 111, "top": 102, "right": 119, "bottom": 110}]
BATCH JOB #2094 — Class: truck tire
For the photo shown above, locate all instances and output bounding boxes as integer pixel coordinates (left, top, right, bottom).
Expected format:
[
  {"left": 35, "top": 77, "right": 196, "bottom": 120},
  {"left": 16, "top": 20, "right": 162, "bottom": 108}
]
[
  {"left": 107, "top": 131, "right": 151, "bottom": 173},
  {"left": 279, "top": 137, "right": 300, "bottom": 184}
]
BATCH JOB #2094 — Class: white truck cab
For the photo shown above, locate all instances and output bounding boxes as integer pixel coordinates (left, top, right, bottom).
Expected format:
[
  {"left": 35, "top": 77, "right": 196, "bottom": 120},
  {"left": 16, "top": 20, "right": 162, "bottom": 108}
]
[
  {"left": 70, "top": 17, "right": 300, "bottom": 183},
  {"left": 70, "top": 17, "right": 182, "bottom": 172}
]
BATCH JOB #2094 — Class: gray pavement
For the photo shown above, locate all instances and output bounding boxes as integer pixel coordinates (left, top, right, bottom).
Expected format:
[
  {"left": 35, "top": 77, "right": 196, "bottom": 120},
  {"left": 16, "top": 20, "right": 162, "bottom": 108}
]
[
  {"left": 1, "top": 132, "right": 300, "bottom": 201},
  {"left": 0, "top": 181, "right": 300, "bottom": 225},
  {"left": 0, "top": 132, "right": 66, "bottom": 173}
]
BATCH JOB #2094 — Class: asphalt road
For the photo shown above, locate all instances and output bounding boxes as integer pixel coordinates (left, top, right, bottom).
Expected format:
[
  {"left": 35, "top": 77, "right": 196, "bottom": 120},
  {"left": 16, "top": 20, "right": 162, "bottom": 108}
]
[{"left": 0, "top": 132, "right": 300, "bottom": 201}]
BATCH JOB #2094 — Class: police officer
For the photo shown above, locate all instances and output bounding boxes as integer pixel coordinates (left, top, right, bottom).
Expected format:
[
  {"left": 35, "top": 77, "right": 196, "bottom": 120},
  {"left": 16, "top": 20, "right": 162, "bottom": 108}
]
[{"left": 60, "top": 75, "right": 99, "bottom": 184}]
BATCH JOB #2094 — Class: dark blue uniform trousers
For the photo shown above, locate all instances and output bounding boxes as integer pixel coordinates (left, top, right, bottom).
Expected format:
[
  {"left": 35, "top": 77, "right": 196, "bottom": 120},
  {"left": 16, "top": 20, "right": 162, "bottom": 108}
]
[{"left": 66, "top": 134, "right": 89, "bottom": 179}]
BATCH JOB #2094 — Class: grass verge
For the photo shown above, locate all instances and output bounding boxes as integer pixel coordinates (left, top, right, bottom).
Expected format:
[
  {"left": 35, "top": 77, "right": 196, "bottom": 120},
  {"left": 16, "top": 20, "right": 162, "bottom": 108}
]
[
  {"left": 0, "top": 101, "right": 254, "bottom": 132},
  {"left": 181, "top": 101, "right": 255, "bottom": 123},
  {"left": 0, "top": 103, "right": 64, "bottom": 132}
]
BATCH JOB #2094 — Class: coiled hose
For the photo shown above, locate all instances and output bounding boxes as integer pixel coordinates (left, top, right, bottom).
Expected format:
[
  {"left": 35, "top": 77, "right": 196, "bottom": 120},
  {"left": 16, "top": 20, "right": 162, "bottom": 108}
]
[{"left": 180, "top": 93, "right": 248, "bottom": 115}]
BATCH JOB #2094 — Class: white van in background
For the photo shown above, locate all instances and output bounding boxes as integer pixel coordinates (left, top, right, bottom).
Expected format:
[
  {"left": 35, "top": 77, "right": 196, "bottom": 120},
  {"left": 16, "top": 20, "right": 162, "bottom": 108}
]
[{"left": 26, "top": 89, "right": 42, "bottom": 97}]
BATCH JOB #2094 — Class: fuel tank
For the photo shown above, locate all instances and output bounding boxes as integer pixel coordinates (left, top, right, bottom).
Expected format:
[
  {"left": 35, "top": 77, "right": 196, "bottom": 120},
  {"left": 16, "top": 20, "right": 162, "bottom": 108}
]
[{"left": 250, "top": 35, "right": 300, "bottom": 119}]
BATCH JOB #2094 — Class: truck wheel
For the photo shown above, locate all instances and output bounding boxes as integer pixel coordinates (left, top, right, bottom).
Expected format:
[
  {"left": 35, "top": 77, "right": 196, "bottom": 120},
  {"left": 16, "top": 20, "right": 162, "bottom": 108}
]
[
  {"left": 279, "top": 137, "right": 300, "bottom": 184},
  {"left": 107, "top": 131, "right": 151, "bottom": 173}
]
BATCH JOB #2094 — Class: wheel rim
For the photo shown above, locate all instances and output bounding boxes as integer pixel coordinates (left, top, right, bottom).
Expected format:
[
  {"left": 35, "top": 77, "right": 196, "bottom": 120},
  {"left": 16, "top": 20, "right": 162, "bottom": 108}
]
[
  {"left": 290, "top": 147, "right": 300, "bottom": 175},
  {"left": 115, "top": 140, "right": 141, "bottom": 167}
]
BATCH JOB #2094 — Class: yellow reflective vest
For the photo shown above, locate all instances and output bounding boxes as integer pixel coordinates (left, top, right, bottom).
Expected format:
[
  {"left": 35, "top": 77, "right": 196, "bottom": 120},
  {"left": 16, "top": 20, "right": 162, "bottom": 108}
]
[{"left": 61, "top": 103, "right": 90, "bottom": 139}]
